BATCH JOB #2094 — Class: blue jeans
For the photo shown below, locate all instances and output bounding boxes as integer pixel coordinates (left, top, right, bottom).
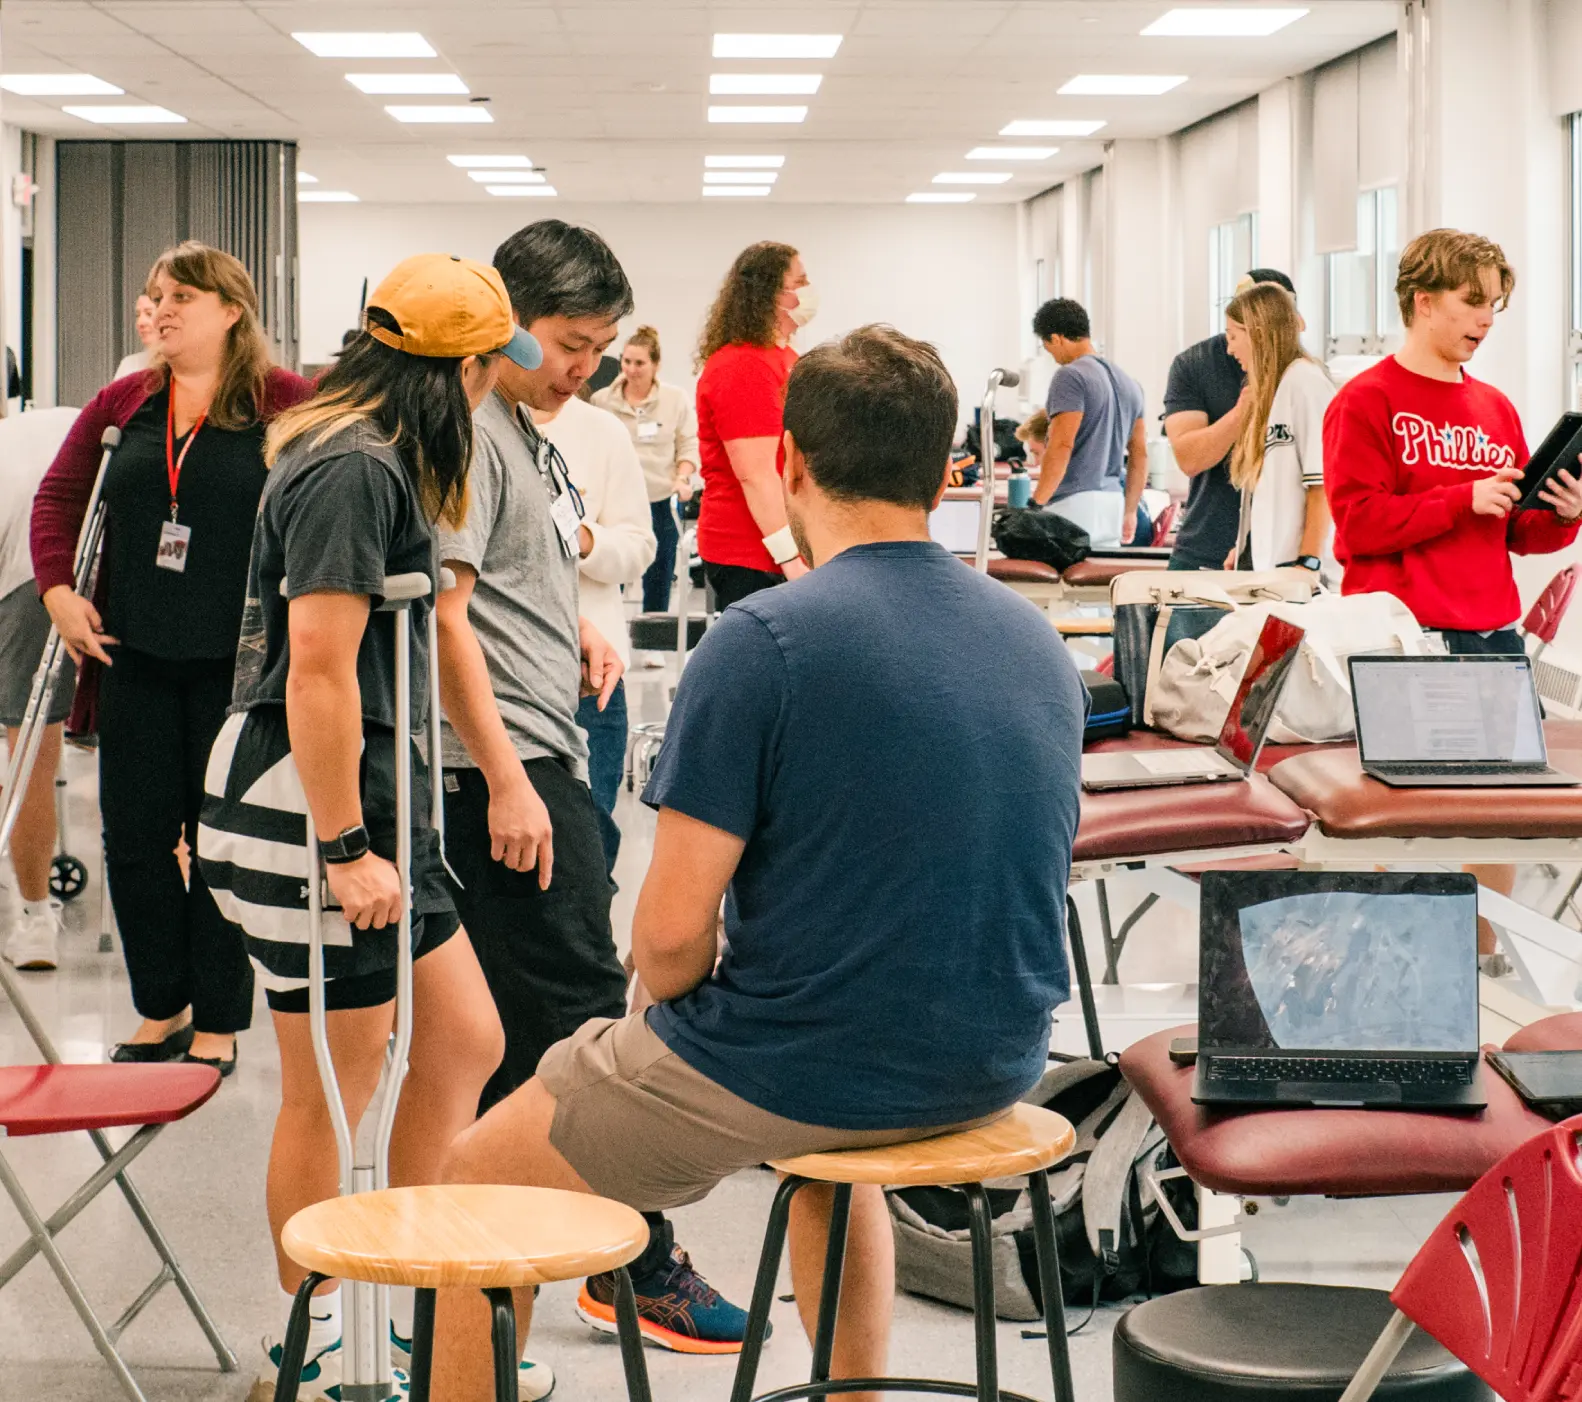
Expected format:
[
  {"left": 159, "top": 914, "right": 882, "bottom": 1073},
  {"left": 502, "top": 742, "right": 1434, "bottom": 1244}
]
[
  {"left": 642, "top": 499, "right": 679, "bottom": 614},
  {"left": 575, "top": 679, "right": 627, "bottom": 876}
]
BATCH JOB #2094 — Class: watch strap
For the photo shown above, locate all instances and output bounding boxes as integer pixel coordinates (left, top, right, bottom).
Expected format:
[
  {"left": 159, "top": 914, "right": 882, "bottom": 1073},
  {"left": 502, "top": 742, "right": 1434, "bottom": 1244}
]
[{"left": 320, "top": 824, "right": 370, "bottom": 865}]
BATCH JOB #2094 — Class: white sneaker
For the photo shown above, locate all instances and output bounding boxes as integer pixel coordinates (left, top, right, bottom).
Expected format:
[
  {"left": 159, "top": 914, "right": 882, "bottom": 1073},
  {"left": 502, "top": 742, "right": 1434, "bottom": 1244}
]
[
  {"left": 3, "top": 900, "right": 59, "bottom": 971},
  {"left": 249, "top": 1335, "right": 407, "bottom": 1402},
  {"left": 392, "top": 1325, "right": 554, "bottom": 1400}
]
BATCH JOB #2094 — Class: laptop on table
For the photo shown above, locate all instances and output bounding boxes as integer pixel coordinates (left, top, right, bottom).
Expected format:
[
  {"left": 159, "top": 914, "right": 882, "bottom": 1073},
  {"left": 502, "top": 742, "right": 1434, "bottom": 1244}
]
[
  {"left": 1081, "top": 615, "right": 1305, "bottom": 791},
  {"left": 1192, "top": 870, "right": 1485, "bottom": 1111},
  {"left": 1349, "top": 654, "right": 1578, "bottom": 787}
]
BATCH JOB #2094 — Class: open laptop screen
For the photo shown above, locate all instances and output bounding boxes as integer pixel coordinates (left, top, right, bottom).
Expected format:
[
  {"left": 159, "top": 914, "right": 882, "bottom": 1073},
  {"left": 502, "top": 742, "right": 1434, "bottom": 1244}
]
[
  {"left": 1198, "top": 871, "right": 1479, "bottom": 1053},
  {"left": 929, "top": 499, "right": 982, "bottom": 555},
  {"left": 1352, "top": 656, "right": 1545, "bottom": 764},
  {"left": 1214, "top": 615, "right": 1305, "bottom": 770}
]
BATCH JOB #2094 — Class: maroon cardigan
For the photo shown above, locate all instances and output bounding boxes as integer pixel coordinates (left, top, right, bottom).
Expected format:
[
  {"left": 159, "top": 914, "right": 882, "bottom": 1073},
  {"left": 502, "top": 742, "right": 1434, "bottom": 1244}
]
[{"left": 31, "top": 366, "right": 315, "bottom": 734}]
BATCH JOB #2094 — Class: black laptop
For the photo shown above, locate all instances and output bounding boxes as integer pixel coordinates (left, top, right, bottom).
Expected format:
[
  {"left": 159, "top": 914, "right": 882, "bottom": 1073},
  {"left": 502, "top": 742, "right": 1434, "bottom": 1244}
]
[
  {"left": 1349, "top": 654, "right": 1578, "bottom": 787},
  {"left": 1193, "top": 870, "right": 1485, "bottom": 1110}
]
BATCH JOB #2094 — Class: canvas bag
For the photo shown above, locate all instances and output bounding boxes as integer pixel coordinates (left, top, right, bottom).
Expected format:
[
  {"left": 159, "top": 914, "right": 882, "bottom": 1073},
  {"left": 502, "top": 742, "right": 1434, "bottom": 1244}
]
[
  {"left": 1146, "top": 590, "right": 1428, "bottom": 743},
  {"left": 1110, "top": 570, "right": 1319, "bottom": 727}
]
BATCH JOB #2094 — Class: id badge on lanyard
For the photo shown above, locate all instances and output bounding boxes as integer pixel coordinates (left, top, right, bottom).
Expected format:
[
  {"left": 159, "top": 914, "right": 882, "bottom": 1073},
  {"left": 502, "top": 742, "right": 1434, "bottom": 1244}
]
[
  {"left": 157, "top": 392, "right": 206, "bottom": 573},
  {"left": 536, "top": 439, "right": 585, "bottom": 558}
]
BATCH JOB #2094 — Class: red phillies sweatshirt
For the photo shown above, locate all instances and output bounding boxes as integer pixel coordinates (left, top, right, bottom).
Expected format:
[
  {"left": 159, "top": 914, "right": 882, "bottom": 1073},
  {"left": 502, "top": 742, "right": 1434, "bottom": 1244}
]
[{"left": 1323, "top": 356, "right": 1579, "bottom": 632}]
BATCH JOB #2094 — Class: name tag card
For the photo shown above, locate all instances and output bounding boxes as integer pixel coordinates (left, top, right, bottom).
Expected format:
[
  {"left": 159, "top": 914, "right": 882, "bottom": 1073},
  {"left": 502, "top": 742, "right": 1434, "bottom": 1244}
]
[
  {"left": 550, "top": 489, "right": 582, "bottom": 554},
  {"left": 637, "top": 420, "right": 659, "bottom": 441},
  {"left": 156, "top": 520, "right": 192, "bottom": 573}
]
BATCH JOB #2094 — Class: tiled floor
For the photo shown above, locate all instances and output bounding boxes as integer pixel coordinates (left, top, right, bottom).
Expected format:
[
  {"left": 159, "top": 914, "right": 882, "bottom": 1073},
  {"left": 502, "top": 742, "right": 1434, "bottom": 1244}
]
[{"left": 1, "top": 701, "right": 1578, "bottom": 1400}]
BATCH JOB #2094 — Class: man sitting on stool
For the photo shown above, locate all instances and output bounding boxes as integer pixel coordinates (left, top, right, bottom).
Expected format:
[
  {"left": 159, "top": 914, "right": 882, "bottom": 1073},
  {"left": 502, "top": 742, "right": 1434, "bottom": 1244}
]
[{"left": 431, "top": 324, "right": 1089, "bottom": 1400}]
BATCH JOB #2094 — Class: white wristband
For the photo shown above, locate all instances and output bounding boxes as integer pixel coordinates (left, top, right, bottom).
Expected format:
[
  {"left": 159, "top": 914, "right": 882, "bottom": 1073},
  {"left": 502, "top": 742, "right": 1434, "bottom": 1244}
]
[{"left": 762, "top": 526, "right": 800, "bottom": 565}]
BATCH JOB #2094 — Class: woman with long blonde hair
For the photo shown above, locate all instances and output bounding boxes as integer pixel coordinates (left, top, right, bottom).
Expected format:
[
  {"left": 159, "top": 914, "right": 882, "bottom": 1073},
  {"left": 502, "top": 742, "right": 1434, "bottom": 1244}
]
[{"left": 1223, "top": 281, "right": 1336, "bottom": 575}]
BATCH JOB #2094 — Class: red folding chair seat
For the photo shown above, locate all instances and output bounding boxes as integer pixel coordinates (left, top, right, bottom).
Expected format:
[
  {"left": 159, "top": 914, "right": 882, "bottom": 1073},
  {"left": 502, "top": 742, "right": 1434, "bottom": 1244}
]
[{"left": 0, "top": 1061, "right": 236, "bottom": 1401}]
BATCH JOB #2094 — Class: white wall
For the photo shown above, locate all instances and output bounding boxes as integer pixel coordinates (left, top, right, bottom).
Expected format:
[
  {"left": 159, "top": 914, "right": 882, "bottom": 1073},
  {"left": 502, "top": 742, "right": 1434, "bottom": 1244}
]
[{"left": 298, "top": 200, "right": 1020, "bottom": 425}]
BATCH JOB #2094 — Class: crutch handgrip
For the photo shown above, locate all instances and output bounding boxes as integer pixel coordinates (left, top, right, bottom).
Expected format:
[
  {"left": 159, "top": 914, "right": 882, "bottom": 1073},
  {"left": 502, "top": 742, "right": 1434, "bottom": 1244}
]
[
  {"left": 100, "top": 425, "right": 122, "bottom": 450},
  {"left": 378, "top": 573, "right": 429, "bottom": 606}
]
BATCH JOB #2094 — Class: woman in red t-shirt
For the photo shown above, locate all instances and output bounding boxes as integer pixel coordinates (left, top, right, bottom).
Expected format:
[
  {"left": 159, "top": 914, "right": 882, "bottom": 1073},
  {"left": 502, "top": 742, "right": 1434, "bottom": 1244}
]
[{"left": 694, "top": 241, "right": 818, "bottom": 608}]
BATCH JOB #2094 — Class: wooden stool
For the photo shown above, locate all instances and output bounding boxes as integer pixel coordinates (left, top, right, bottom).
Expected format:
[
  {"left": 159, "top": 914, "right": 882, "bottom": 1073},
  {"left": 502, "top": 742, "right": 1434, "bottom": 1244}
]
[
  {"left": 729, "top": 1103, "right": 1079, "bottom": 1402},
  {"left": 275, "top": 1185, "right": 654, "bottom": 1402}
]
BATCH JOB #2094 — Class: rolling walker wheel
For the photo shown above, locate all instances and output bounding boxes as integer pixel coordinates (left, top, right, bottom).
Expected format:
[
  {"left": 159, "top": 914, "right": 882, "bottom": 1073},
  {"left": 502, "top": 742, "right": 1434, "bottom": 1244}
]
[{"left": 50, "top": 854, "right": 88, "bottom": 901}]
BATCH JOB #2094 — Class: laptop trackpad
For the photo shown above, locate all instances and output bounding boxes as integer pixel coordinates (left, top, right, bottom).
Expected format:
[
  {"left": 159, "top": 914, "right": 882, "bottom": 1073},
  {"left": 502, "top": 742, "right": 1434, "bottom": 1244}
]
[{"left": 1288, "top": 1083, "right": 1401, "bottom": 1104}]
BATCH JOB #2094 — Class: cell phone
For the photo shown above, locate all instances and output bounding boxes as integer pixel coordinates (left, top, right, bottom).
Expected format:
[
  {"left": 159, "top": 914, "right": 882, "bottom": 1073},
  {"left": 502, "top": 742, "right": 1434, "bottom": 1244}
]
[{"left": 1168, "top": 1036, "right": 1198, "bottom": 1066}]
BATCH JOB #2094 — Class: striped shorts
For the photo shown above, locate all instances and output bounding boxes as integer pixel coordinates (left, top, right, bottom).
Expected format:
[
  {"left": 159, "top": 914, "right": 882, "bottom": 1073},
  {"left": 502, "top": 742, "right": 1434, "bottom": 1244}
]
[{"left": 197, "top": 703, "right": 459, "bottom": 1012}]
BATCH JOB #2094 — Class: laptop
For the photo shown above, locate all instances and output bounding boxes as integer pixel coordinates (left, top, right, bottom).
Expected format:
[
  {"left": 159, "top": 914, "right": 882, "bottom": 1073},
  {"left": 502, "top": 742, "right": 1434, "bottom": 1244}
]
[
  {"left": 1082, "top": 615, "right": 1305, "bottom": 791},
  {"left": 1193, "top": 870, "right": 1486, "bottom": 1110},
  {"left": 929, "top": 498, "right": 984, "bottom": 555},
  {"left": 1349, "top": 654, "right": 1578, "bottom": 787}
]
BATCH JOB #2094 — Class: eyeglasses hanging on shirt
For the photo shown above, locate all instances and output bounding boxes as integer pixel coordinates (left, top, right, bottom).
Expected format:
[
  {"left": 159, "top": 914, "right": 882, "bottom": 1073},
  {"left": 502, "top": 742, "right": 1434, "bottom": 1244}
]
[
  {"left": 157, "top": 389, "right": 205, "bottom": 574},
  {"left": 514, "top": 402, "right": 585, "bottom": 558}
]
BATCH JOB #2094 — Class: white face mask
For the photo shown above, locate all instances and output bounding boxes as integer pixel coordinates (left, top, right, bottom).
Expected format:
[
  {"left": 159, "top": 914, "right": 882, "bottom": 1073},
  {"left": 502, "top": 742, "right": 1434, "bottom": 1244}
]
[{"left": 788, "top": 282, "right": 820, "bottom": 328}]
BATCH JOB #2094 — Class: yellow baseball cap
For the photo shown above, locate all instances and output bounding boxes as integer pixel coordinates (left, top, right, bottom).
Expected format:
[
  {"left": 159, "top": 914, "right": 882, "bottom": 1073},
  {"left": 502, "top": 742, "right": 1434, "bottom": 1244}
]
[{"left": 365, "top": 253, "right": 542, "bottom": 369}]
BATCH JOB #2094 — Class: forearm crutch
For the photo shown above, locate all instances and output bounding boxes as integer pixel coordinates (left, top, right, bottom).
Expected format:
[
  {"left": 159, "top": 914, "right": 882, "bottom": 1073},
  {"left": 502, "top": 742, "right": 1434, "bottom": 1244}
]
[{"left": 302, "top": 570, "right": 431, "bottom": 1402}]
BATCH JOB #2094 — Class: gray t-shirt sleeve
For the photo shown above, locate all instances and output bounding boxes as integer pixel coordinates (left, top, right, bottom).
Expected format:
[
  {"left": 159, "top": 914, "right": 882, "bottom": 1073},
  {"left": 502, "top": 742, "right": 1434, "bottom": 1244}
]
[
  {"left": 1163, "top": 348, "right": 1204, "bottom": 419},
  {"left": 280, "top": 452, "right": 402, "bottom": 599},
  {"left": 1044, "top": 360, "right": 1094, "bottom": 418},
  {"left": 438, "top": 430, "right": 503, "bottom": 573}
]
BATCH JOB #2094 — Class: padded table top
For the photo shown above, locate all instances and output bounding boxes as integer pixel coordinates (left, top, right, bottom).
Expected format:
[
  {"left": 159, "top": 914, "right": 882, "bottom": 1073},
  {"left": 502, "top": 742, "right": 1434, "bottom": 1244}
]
[
  {"left": 1062, "top": 554, "right": 1169, "bottom": 587},
  {"left": 1075, "top": 771, "right": 1310, "bottom": 864},
  {"left": 1120, "top": 1022, "right": 1563, "bottom": 1196},
  {"left": 987, "top": 557, "right": 1062, "bottom": 585},
  {"left": 1268, "top": 721, "right": 1582, "bottom": 839}
]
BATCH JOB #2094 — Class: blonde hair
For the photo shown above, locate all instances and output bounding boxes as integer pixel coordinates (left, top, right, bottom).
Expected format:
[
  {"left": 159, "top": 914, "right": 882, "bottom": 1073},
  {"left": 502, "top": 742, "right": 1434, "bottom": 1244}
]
[
  {"left": 1396, "top": 228, "right": 1515, "bottom": 327},
  {"left": 1015, "top": 409, "right": 1049, "bottom": 445},
  {"left": 1225, "top": 283, "right": 1321, "bottom": 490},
  {"left": 625, "top": 324, "right": 661, "bottom": 366},
  {"left": 146, "top": 242, "right": 273, "bottom": 431}
]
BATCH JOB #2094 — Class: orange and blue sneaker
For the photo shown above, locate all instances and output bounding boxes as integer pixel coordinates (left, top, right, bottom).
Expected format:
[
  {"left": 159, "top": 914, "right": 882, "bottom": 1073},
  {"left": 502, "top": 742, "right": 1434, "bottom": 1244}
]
[{"left": 576, "top": 1223, "right": 760, "bottom": 1355}]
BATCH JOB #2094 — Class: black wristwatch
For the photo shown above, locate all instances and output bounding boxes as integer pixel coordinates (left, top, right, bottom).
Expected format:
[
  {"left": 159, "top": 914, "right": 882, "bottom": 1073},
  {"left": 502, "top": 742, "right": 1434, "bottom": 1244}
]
[
  {"left": 1280, "top": 555, "right": 1322, "bottom": 572},
  {"left": 320, "top": 824, "right": 371, "bottom": 865}
]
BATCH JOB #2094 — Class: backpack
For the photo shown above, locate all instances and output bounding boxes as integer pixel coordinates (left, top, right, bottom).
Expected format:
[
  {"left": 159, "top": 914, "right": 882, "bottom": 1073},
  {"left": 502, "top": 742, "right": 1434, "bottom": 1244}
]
[
  {"left": 1081, "top": 674, "right": 1132, "bottom": 744},
  {"left": 991, "top": 507, "right": 1091, "bottom": 572},
  {"left": 888, "top": 1057, "right": 1198, "bottom": 1321}
]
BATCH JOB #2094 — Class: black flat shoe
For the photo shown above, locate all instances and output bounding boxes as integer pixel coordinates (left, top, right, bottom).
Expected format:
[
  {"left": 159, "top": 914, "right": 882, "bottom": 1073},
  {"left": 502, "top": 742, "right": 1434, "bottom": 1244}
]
[
  {"left": 181, "top": 1046, "right": 238, "bottom": 1079},
  {"left": 109, "top": 1024, "right": 195, "bottom": 1063}
]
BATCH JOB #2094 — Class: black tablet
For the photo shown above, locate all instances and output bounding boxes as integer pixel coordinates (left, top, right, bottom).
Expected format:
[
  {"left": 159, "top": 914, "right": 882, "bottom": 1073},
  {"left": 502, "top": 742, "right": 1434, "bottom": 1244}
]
[{"left": 1514, "top": 411, "right": 1582, "bottom": 512}]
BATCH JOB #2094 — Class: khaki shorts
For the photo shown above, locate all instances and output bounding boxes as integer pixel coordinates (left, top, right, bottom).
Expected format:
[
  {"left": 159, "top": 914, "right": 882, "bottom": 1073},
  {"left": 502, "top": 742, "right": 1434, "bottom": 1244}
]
[{"left": 538, "top": 1011, "right": 1007, "bottom": 1212}]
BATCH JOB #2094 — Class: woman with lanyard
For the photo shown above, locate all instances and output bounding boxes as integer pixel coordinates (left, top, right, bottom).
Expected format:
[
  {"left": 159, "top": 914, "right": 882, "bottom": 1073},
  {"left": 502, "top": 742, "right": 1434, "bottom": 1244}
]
[
  {"left": 31, "top": 242, "right": 311, "bottom": 1074},
  {"left": 591, "top": 324, "right": 699, "bottom": 615}
]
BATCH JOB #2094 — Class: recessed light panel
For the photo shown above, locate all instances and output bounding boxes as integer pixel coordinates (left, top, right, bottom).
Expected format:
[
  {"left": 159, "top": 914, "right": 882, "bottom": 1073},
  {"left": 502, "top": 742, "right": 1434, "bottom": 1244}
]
[
  {"left": 934, "top": 172, "right": 1012, "bottom": 185},
  {"left": 1000, "top": 119, "right": 1106, "bottom": 137},
  {"left": 0, "top": 73, "right": 122, "bottom": 96},
  {"left": 704, "top": 171, "right": 777, "bottom": 184},
  {"left": 486, "top": 185, "right": 557, "bottom": 197},
  {"left": 293, "top": 32, "right": 435, "bottom": 58},
  {"left": 703, "top": 186, "right": 772, "bottom": 197},
  {"left": 705, "top": 155, "right": 785, "bottom": 168},
  {"left": 467, "top": 170, "right": 545, "bottom": 183},
  {"left": 63, "top": 105, "right": 186, "bottom": 124},
  {"left": 907, "top": 192, "right": 975, "bottom": 204},
  {"left": 708, "top": 105, "right": 807, "bottom": 124},
  {"left": 448, "top": 154, "right": 533, "bottom": 168},
  {"left": 710, "top": 74, "right": 822, "bottom": 95},
  {"left": 967, "top": 146, "right": 1058, "bottom": 160},
  {"left": 712, "top": 34, "right": 842, "bottom": 59},
  {"left": 296, "top": 171, "right": 319, "bottom": 184},
  {"left": 1141, "top": 8, "right": 1308, "bottom": 37},
  {"left": 299, "top": 190, "right": 360, "bottom": 203},
  {"left": 1059, "top": 74, "right": 1186, "bottom": 95},
  {"left": 347, "top": 73, "right": 467, "bottom": 95},
  {"left": 386, "top": 105, "right": 493, "bottom": 123}
]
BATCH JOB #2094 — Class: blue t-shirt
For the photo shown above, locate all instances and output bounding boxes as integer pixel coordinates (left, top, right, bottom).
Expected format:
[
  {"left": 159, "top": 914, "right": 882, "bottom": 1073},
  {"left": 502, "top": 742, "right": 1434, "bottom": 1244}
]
[
  {"left": 642, "top": 540, "right": 1087, "bottom": 1131},
  {"left": 1044, "top": 354, "right": 1145, "bottom": 499}
]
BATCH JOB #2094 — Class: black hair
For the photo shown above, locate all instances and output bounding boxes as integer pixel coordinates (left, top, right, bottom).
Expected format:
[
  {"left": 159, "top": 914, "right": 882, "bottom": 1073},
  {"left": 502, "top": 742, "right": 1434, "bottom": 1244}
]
[
  {"left": 1032, "top": 297, "right": 1090, "bottom": 342},
  {"left": 491, "top": 219, "right": 634, "bottom": 328},
  {"left": 1245, "top": 267, "right": 1296, "bottom": 294},
  {"left": 782, "top": 324, "right": 958, "bottom": 511}
]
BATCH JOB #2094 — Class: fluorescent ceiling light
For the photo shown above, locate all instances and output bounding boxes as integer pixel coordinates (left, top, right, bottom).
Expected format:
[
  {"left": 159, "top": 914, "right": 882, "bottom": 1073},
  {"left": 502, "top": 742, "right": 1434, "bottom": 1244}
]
[
  {"left": 347, "top": 73, "right": 467, "bottom": 95},
  {"left": 0, "top": 73, "right": 122, "bottom": 96},
  {"left": 708, "top": 105, "right": 806, "bottom": 124},
  {"left": 486, "top": 185, "right": 557, "bottom": 197},
  {"left": 1059, "top": 74, "right": 1186, "bottom": 95},
  {"left": 1000, "top": 119, "right": 1106, "bottom": 137},
  {"left": 713, "top": 34, "right": 842, "bottom": 59},
  {"left": 296, "top": 171, "right": 319, "bottom": 183},
  {"left": 386, "top": 105, "right": 492, "bottom": 123},
  {"left": 1141, "top": 7, "right": 1308, "bottom": 37},
  {"left": 934, "top": 172, "right": 1012, "bottom": 185},
  {"left": 63, "top": 104, "right": 185, "bottom": 124},
  {"left": 706, "top": 154, "right": 785, "bottom": 168},
  {"left": 907, "top": 192, "right": 975, "bottom": 204},
  {"left": 967, "top": 145, "right": 1057, "bottom": 160},
  {"left": 467, "top": 169, "right": 545, "bottom": 183},
  {"left": 299, "top": 190, "right": 359, "bottom": 203},
  {"left": 293, "top": 32, "right": 435, "bottom": 58},
  {"left": 710, "top": 74, "right": 822, "bottom": 95},
  {"left": 447, "top": 154, "right": 532, "bottom": 168},
  {"left": 704, "top": 171, "right": 777, "bottom": 184},
  {"left": 703, "top": 186, "right": 771, "bottom": 197}
]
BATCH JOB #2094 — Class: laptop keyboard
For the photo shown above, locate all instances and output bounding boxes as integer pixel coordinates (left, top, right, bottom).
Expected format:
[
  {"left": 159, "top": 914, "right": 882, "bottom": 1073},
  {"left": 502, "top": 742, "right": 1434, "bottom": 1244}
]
[
  {"left": 1373, "top": 763, "right": 1546, "bottom": 776},
  {"left": 1206, "top": 1056, "right": 1473, "bottom": 1085}
]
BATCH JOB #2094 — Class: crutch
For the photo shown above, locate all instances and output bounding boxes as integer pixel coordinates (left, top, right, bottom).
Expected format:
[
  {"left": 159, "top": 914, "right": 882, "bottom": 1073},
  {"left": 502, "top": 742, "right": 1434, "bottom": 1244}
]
[
  {"left": 302, "top": 570, "right": 435, "bottom": 1402},
  {"left": 973, "top": 369, "right": 1019, "bottom": 573}
]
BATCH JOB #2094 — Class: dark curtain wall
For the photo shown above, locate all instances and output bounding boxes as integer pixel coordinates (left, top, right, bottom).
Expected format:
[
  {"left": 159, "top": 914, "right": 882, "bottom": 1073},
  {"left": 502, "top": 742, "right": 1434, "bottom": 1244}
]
[{"left": 56, "top": 140, "right": 298, "bottom": 406}]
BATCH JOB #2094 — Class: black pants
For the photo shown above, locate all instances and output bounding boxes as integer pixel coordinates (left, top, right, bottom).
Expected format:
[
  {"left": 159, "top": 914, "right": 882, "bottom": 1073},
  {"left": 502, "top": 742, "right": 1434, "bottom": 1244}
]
[
  {"left": 443, "top": 757, "right": 627, "bottom": 1114},
  {"left": 98, "top": 649, "right": 253, "bottom": 1032},
  {"left": 643, "top": 499, "right": 679, "bottom": 614},
  {"left": 704, "top": 560, "right": 782, "bottom": 611},
  {"left": 1440, "top": 628, "right": 1525, "bottom": 656}
]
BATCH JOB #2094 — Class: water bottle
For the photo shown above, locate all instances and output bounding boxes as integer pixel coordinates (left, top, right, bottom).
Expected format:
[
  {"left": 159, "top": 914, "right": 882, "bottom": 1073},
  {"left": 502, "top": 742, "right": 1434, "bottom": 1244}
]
[{"left": 1007, "top": 463, "right": 1032, "bottom": 509}]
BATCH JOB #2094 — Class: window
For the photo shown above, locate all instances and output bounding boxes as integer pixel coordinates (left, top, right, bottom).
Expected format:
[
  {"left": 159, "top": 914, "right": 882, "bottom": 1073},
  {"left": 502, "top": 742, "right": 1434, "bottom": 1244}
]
[
  {"left": 1208, "top": 212, "right": 1258, "bottom": 333},
  {"left": 1326, "top": 187, "right": 1401, "bottom": 358},
  {"left": 1570, "top": 113, "right": 1582, "bottom": 408}
]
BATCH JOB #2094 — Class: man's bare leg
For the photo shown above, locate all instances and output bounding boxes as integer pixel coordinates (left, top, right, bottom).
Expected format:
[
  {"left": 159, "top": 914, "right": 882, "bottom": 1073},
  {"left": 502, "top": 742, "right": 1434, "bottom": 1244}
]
[
  {"left": 5, "top": 723, "right": 62, "bottom": 903},
  {"left": 788, "top": 1182, "right": 892, "bottom": 1402}
]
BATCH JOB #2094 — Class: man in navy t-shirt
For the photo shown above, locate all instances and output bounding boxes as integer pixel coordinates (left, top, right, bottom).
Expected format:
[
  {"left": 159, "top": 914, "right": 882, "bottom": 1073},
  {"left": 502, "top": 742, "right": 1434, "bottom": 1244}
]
[{"left": 434, "top": 324, "right": 1087, "bottom": 1394}]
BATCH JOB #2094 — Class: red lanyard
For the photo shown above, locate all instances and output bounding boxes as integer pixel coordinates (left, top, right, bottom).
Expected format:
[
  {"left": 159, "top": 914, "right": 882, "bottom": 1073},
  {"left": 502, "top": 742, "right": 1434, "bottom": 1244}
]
[{"left": 165, "top": 390, "right": 207, "bottom": 522}]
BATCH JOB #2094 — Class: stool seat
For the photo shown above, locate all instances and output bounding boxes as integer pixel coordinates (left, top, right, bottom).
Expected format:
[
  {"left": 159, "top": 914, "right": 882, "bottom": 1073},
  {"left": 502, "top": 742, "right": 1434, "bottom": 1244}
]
[
  {"left": 769, "top": 1103, "right": 1075, "bottom": 1187},
  {"left": 281, "top": 1185, "right": 648, "bottom": 1290},
  {"left": 1113, "top": 1285, "right": 1489, "bottom": 1402}
]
